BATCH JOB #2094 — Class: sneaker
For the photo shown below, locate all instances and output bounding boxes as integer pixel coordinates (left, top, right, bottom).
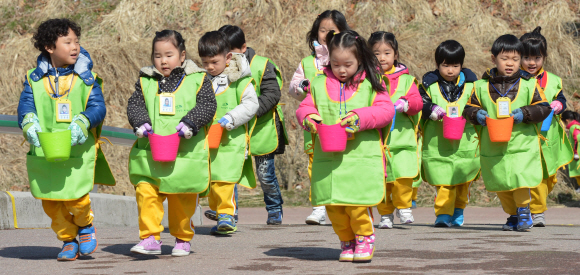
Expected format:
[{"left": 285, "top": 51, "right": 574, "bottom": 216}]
[
  {"left": 171, "top": 238, "right": 191, "bottom": 256},
  {"left": 377, "top": 214, "right": 394, "bottom": 229},
  {"left": 78, "top": 224, "right": 98, "bottom": 256},
  {"left": 434, "top": 214, "right": 452, "bottom": 227},
  {"left": 339, "top": 240, "right": 355, "bottom": 262},
  {"left": 451, "top": 208, "right": 464, "bottom": 227},
  {"left": 396, "top": 208, "right": 414, "bottom": 224},
  {"left": 532, "top": 213, "right": 546, "bottom": 227},
  {"left": 353, "top": 234, "right": 375, "bottom": 262},
  {"left": 411, "top": 200, "right": 417, "bottom": 209},
  {"left": 130, "top": 235, "right": 162, "bottom": 255},
  {"left": 217, "top": 214, "right": 237, "bottom": 233},
  {"left": 57, "top": 240, "right": 79, "bottom": 261},
  {"left": 502, "top": 215, "right": 518, "bottom": 231},
  {"left": 516, "top": 207, "right": 533, "bottom": 231},
  {"left": 205, "top": 210, "right": 238, "bottom": 223},
  {"left": 266, "top": 211, "right": 283, "bottom": 225},
  {"left": 305, "top": 206, "right": 326, "bottom": 225}
]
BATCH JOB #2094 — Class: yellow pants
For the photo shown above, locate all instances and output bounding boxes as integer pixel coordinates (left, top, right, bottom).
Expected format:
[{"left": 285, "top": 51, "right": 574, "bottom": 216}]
[
  {"left": 496, "top": 188, "right": 532, "bottom": 216},
  {"left": 136, "top": 183, "right": 198, "bottom": 241},
  {"left": 326, "top": 206, "right": 374, "bottom": 241},
  {"left": 42, "top": 193, "right": 93, "bottom": 242},
  {"left": 207, "top": 182, "right": 236, "bottom": 216},
  {"left": 529, "top": 175, "right": 556, "bottom": 214},
  {"left": 434, "top": 182, "right": 470, "bottom": 216},
  {"left": 377, "top": 178, "right": 413, "bottom": 215},
  {"left": 412, "top": 187, "right": 418, "bottom": 201},
  {"left": 308, "top": 153, "right": 313, "bottom": 180}
]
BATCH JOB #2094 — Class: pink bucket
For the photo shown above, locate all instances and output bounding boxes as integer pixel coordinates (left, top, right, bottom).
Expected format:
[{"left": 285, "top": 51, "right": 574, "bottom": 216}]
[
  {"left": 317, "top": 123, "right": 348, "bottom": 152},
  {"left": 442, "top": 116, "right": 466, "bottom": 140},
  {"left": 148, "top": 133, "right": 180, "bottom": 162}
]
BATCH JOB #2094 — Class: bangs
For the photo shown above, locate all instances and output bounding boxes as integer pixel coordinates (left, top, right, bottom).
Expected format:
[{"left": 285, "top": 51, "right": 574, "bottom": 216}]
[
  {"left": 198, "top": 31, "right": 229, "bottom": 57},
  {"left": 522, "top": 40, "right": 547, "bottom": 57},
  {"left": 491, "top": 34, "right": 524, "bottom": 56}
]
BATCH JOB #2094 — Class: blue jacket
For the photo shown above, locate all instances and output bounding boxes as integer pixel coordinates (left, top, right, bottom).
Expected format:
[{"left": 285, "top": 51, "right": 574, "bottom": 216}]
[{"left": 17, "top": 47, "right": 106, "bottom": 129}]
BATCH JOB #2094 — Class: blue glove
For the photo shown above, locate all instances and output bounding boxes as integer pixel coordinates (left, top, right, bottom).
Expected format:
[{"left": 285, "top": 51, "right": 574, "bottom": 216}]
[
  {"left": 21, "top": 113, "right": 42, "bottom": 148},
  {"left": 218, "top": 114, "right": 234, "bottom": 131},
  {"left": 69, "top": 114, "right": 90, "bottom": 146},
  {"left": 476, "top": 109, "right": 489, "bottom": 126},
  {"left": 511, "top": 108, "right": 523, "bottom": 124}
]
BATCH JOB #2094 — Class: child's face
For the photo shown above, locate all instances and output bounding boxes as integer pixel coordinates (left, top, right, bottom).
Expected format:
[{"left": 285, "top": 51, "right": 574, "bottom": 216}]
[
  {"left": 522, "top": 55, "right": 544, "bottom": 75},
  {"left": 201, "top": 52, "right": 232, "bottom": 77},
  {"left": 492, "top": 51, "right": 521, "bottom": 76},
  {"left": 45, "top": 28, "right": 79, "bottom": 68},
  {"left": 318, "top": 18, "right": 338, "bottom": 45},
  {"left": 372, "top": 42, "right": 398, "bottom": 72},
  {"left": 330, "top": 47, "right": 359, "bottom": 83},
  {"left": 153, "top": 40, "right": 186, "bottom": 77},
  {"left": 438, "top": 62, "right": 462, "bottom": 82}
]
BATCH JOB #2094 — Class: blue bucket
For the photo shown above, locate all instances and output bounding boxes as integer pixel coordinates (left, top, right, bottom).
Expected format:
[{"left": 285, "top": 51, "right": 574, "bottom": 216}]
[
  {"left": 390, "top": 110, "right": 397, "bottom": 131},
  {"left": 541, "top": 109, "right": 555, "bottom": 132}
]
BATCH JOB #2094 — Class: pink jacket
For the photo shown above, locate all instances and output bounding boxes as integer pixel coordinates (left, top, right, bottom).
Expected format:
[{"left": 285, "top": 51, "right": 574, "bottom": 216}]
[
  {"left": 288, "top": 43, "right": 329, "bottom": 101},
  {"left": 385, "top": 64, "right": 422, "bottom": 116},
  {"left": 567, "top": 120, "right": 580, "bottom": 153}
]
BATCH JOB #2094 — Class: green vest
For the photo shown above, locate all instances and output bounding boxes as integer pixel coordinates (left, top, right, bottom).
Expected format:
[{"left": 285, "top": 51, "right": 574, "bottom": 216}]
[
  {"left": 421, "top": 81, "right": 481, "bottom": 186},
  {"left": 248, "top": 55, "right": 288, "bottom": 156},
  {"left": 309, "top": 76, "right": 385, "bottom": 206},
  {"left": 569, "top": 124, "right": 580, "bottom": 178},
  {"left": 538, "top": 71, "right": 573, "bottom": 178},
  {"left": 26, "top": 69, "right": 115, "bottom": 200},
  {"left": 413, "top": 136, "right": 423, "bottom": 188},
  {"left": 474, "top": 77, "right": 542, "bottom": 192},
  {"left": 382, "top": 74, "right": 420, "bottom": 182},
  {"left": 210, "top": 77, "right": 256, "bottom": 189},
  {"left": 301, "top": 55, "right": 324, "bottom": 154},
  {"left": 128, "top": 73, "right": 210, "bottom": 194}
]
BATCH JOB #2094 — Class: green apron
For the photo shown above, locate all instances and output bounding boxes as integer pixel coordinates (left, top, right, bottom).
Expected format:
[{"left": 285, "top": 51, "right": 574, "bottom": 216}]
[
  {"left": 538, "top": 71, "right": 573, "bottom": 178},
  {"left": 413, "top": 136, "right": 423, "bottom": 188},
  {"left": 474, "top": 77, "right": 543, "bottom": 192},
  {"left": 26, "top": 69, "right": 115, "bottom": 200},
  {"left": 301, "top": 55, "right": 324, "bottom": 154},
  {"left": 569, "top": 124, "right": 580, "bottom": 178},
  {"left": 309, "top": 76, "right": 385, "bottom": 206},
  {"left": 383, "top": 74, "right": 420, "bottom": 182},
  {"left": 210, "top": 77, "right": 256, "bottom": 189},
  {"left": 248, "top": 55, "right": 288, "bottom": 156},
  {"left": 128, "top": 73, "right": 210, "bottom": 194},
  {"left": 421, "top": 81, "right": 481, "bottom": 186}
]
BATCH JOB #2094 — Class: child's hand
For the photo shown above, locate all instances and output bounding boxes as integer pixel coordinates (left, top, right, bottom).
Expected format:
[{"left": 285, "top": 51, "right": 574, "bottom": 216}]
[
  {"left": 510, "top": 108, "right": 523, "bottom": 124},
  {"left": 297, "top": 79, "right": 311, "bottom": 96},
  {"left": 303, "top": 114, "right": 322, "bottom": 134},
  {"left": 135, "top": 123, "right": 152, "bottom": 138},
  {"left": 175, "top": 122, "right": 193, "bottom": 139},
  {"left": 21, "top": 113, "right": 42, "bottom": 148},
  {"left": 218, "top": 115, "right": 235, "bottom": 131},
  {"left": 430, "top": 105, "right": 446, "bottom": 121},
  {"left": 69, "top": 114, "right": 90, "bottom": 146},
  {"left": 394, "top": 99, "right": 409, "bottom": 113},
  {"left": 550, "top": 101, "right": 563, "bottom": 114},
  {"left": 476, "top": 109, "right": 489, "bottom": 126},
  {"left": 340, "top": 112, "right": 360, "bottom": 133}
]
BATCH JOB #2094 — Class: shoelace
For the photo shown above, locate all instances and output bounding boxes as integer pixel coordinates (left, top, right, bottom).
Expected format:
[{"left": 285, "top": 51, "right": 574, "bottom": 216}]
[
  {"left": 79, "top": 234, "right": 93, "bottom": 244},
  {"left": 62, "top": 244, "right": 75, "bottom": 252}
]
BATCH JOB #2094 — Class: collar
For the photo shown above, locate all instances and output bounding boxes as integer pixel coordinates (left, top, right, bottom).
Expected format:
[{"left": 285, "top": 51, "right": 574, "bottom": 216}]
[
  {"left": 384, "top": 66, "right": 396, "bottom": 75},
  {"left": 29, "top": 47, "right": 95, "bottom": 85}
]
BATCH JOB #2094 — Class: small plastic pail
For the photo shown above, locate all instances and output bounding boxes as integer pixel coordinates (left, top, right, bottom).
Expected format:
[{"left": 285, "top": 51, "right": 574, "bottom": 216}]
[
  {"left": 540, "top": 109, "right": 555, "bottom": 132},
  {"left": 443, "top": 116, "right": 466, "bottom": 140},
  {"left": 148, "top": 132, "right": 180, "bottom": 162},
  {"left": 486, "top": 117, "right": 514, "bottom": 142},
  {"left": 38, "top": 130, "right": 71, "bottom": 162},
  {"left": 207, "top": 124, "right": 223, "bottom": 149},
  {"left": 317, "top": 123, "right": 348, "bottom": 152}
]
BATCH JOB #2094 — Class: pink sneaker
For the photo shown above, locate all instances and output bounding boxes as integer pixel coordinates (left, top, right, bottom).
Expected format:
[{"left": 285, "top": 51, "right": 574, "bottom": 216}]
[
  {"left": 130, "top": 235, "right": 162, "bottom": 255},
  {"left": 353, "top": 234, "right": 375, "bottom": 262},
  {"left": 172, "top": 238, "right": 191, "bottom": 256},
  {"left": 339, "top": 240, "right": 355, "bottom": 262}
]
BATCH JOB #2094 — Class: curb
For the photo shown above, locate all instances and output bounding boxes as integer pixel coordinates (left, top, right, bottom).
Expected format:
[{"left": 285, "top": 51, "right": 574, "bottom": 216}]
[{"left": 0, "top": 191, "right": 202, "bottom": 230}]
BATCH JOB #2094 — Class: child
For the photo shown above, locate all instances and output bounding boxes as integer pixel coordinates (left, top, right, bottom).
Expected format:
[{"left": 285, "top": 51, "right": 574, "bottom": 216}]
[
  {"left": 563, "top": 111, "right": 580, "bottom": 183},
  {"left": 17, "top": 18, "right": 115, "bottom": 261},
  {"left": 289, "top": 10, "right": 350, "bottom": 225},
  {"left": 419, "top": 40, "right": 480, "bottom": 227},
  {"left": 367, "top": 31, "right": 423, "bottom": 228},
  {"left": 199, "top": 31, "right": 259, "bottom": 235},
  {"left": 127, "top": 30, "right": 216, "bottom": 256},
  {"left": 463, "top": 34, "right": 551, "bottom": 231},
  {"left": 296, "top": 30, "right": 394, "bottom": 262},
  {"left": 520, "top": 27, "right": 573, "bottom": 227}
]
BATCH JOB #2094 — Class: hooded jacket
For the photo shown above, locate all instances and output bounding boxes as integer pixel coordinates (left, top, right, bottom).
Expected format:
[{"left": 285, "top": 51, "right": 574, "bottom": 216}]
[
  {"left": 288, "top": 41, "right": 329, "bottom": 101},
  {"left": 384, "top": 64, "right": 422, "bottom": 116},
  {"left": 419, "top": 68, "right": 478, "bottom": 120}
]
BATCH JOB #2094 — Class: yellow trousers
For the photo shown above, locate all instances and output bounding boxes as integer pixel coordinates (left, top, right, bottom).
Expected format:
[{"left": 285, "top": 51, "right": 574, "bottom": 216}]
[
  {"left": 326, "top": 206, "right": 374, "bottom": 241},
  {"left": 377, "top": 178, "right": 413, "bottom": 215},
  {"left": 412, "top": 187, "right": 418, "bottom": 201},
  {"left": 207, "top": 182, "right": 236, "bottom": 216},
  {"left": 434, "top": 182, "right": 470, "bottom": 216},
  {"left": 308, "top": 153, "right": 313, "bottom": 179},
  {"left": 496, "top": 188, "right": 532, "bottom": 216},
  {"left": 529, "top": 175, "right": 556, "bottom": 214},
  {"left": 136, "top": 183, "right": 198, "bottom": 241},
  {"left": 42, "top": 193, "right": 93, "bottom": 242}
]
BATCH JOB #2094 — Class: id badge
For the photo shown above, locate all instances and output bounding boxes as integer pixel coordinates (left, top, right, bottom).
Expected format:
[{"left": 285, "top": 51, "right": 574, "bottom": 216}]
[
  {"left": 336, "top": 117, "right": 355, "bottom": 140},
  {"left": 159, "top": 93, "right": 175, "bottom": 115},
  {"left": 497, "top": 97, "right": 511, "bottom": 118},
  {"left": 55, "top": 98, "right": 72, "bottom": 122},
  {"left": 446, "top": 102, "right": 460, "bottom": 118}
]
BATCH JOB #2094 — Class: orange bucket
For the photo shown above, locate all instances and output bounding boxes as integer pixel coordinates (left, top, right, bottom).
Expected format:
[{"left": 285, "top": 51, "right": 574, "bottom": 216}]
[
  {"left": 486, "top": 117, "right": 514, "bottom": 142},
  {"left": 207, "top": 124, "right": 223, "bottom": 149}
]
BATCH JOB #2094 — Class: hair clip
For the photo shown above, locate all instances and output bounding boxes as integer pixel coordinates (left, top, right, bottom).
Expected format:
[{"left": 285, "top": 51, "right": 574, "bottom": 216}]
[{"left": 355, "top": 36, "right": 359, "bottom": 39}]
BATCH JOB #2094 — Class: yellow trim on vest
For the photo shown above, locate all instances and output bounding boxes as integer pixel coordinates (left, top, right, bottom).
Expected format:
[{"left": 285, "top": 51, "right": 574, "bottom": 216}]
[{"left": 323, "top": 81, "right": 362, "bottom": 104}]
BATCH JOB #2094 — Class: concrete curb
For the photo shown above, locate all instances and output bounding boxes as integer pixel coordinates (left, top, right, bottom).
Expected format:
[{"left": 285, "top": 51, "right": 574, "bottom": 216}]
[{"left": 0, "top": 191, "right": 202, "bottom": 230}]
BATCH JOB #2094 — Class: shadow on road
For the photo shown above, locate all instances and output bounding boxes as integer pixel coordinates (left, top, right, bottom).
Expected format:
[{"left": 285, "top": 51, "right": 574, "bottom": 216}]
[
  {"left": 101, "top": 243, "right": 174, "bottom": 260},
  {"left": 0, "top": 246, "right": 61, "bottom": 260},
  {"left": 263, "top": 247, "right": 341, "bottom": 261}
]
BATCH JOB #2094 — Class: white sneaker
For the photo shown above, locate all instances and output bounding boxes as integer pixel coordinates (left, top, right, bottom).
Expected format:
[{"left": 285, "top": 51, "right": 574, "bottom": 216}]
[
  {"left": 396, "top": 208, "right": 414, "bottom": 224},
  {"left": 378, "top": 214, "right": 394, "bottom": 229},
  {"left": 305, "top": 206, "right": 326, "bottom": 225}
]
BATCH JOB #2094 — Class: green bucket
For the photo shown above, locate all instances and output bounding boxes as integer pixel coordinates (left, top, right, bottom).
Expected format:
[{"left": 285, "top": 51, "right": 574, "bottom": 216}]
[{"left": 38, "top": 130, "right": 72, "bottom": 162}]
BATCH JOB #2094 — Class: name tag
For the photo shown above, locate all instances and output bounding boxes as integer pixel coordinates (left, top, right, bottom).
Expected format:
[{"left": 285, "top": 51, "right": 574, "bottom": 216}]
[
  {"left": 497, "top": 97, "right": 511, "bottom": 118},
  {"left": 55, "top": 98, "right": 72, "bottom": 122},
  {"left": 159, "top": 93, "right": 175, "bottom": 115},
  {"left": 446, "top": 102, "right": 460, "bottom": 118}
]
